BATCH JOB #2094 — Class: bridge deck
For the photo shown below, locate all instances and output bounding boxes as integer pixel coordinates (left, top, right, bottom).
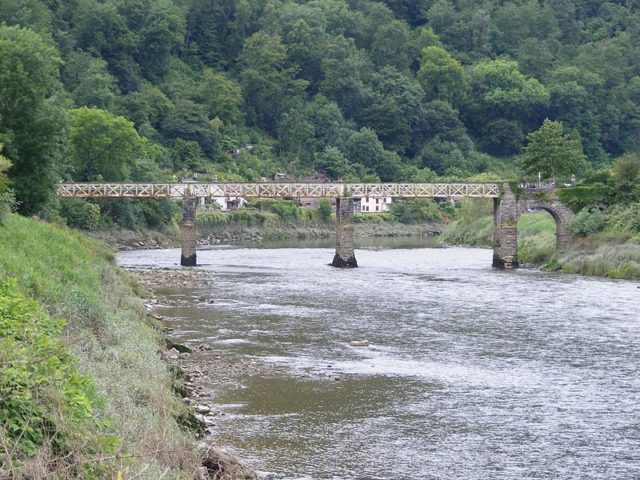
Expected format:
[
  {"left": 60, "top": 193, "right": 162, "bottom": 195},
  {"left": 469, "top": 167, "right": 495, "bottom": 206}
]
[{"left": 57, "top": 182, "right": 501, "bottom": 199}]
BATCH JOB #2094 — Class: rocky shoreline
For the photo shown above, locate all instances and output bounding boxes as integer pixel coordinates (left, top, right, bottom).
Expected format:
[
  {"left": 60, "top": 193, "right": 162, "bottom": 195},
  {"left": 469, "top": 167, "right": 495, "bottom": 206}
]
[{"left": 130, "top": 266, "right": 265, "bottom": 480}]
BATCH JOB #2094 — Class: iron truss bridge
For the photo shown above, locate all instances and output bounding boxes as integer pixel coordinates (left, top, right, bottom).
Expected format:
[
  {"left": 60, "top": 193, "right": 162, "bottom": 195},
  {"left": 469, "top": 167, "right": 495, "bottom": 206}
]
[{"left": 57, "top": 182, "right": 502, "bottom": 199}]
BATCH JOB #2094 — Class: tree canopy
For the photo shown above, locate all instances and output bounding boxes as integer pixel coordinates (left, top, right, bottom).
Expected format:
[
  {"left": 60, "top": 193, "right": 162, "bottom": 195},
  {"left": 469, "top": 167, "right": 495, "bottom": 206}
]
[{"left": 1, "top": 0, "right": 640, "bottom": 225}]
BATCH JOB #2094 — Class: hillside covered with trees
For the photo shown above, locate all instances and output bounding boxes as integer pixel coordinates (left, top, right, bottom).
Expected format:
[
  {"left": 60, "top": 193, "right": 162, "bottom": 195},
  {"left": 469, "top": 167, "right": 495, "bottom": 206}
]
[{"left": 1, "top": 0, "right": 640, "bottom": 229}]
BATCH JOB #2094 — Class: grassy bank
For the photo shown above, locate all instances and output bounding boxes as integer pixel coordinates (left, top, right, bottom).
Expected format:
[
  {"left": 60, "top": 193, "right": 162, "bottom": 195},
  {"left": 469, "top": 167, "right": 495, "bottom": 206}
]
[
  {"left": 0, "top": 214, "right": 201, "bottom": 478},
  {"left": 441, "top": 204, "right": 640, "bottom": 279},
  {"left": 552, "top": 234, "right": 640, "bottom": 279}
]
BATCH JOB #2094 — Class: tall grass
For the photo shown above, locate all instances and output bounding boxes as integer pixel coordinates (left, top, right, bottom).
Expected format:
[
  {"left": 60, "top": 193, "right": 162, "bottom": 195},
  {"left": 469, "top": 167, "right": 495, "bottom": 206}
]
[
  {"left": 0, "top": 215, "right": 198, "bottom": 478},
  {"left": 557, "top": 238, "right": 640, "bottom": 279}
]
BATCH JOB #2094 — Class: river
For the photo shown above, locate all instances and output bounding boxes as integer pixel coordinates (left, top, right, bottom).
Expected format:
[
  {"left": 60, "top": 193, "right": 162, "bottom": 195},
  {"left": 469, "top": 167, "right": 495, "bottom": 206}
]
[{"left": 118, "top": 243, "right": 640, "bottom": 479}]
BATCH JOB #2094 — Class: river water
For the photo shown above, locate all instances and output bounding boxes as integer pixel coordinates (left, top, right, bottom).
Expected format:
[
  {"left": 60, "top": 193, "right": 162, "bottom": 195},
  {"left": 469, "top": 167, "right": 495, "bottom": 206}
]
[{"left": 118, "top": 243, "right": 640, "bottom": 479}]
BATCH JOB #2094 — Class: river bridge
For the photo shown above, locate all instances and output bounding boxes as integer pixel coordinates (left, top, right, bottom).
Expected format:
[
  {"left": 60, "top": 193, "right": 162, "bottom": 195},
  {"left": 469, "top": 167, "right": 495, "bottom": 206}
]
[{"left": 57, "top": 182, "right": 573, "bottom": 268}]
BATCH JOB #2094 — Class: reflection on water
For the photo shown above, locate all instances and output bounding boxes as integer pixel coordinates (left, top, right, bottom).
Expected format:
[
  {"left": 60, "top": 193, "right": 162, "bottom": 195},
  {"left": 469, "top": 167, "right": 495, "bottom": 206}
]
[{"left": 119, "top": 243, "right": 640, "bottom": 479}]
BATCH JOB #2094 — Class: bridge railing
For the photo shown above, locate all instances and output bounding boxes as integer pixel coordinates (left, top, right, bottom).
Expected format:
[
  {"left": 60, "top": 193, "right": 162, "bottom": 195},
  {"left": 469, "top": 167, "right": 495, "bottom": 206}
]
[{"left": 57, "top": 182, "right": 502, "bottom": 199}]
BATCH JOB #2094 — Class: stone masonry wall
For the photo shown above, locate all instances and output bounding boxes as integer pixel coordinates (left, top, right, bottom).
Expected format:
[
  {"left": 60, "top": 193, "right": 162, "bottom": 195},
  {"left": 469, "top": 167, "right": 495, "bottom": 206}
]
[
  {"left": 331, "top": 197, "right": 358, "bottom": 268},
  {"left": 492, "top": 184, "right": 519, "bottom": 268},
  {"left": 181, "top": 197, "right": 197, "bottom": 266}
]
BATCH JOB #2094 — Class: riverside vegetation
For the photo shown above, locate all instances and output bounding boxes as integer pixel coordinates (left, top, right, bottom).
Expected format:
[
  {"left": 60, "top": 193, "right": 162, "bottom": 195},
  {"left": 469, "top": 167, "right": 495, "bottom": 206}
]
[{"left": 0, "top": 214, "right": 255, "bottom": 479}]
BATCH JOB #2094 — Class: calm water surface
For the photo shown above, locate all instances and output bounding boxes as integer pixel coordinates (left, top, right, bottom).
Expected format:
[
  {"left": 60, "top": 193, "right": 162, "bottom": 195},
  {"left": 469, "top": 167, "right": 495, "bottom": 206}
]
[{"left": 118, "top": 244, "right": 640, "bottom": 479}]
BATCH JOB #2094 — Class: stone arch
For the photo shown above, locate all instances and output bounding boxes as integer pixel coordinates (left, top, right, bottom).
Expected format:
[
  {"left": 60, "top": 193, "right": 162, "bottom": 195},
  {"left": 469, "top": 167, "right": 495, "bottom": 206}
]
[
  {"left": 519, "top": 191, "right": 574, "bottom": 251},
  {"left": 493, "top": 184, "right": 574, "bottom": 269}
]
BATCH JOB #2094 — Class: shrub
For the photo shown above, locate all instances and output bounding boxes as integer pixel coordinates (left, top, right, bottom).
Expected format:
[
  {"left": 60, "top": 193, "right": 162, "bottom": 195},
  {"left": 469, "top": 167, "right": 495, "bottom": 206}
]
[
  {"left": 0, "top": 280, "right": 117, "bottom": 475},
  {"left": 59, "top": 199, "right": 101, "bottom": 230},
  {"left": 568, "top": 207, "right": 607, "bottom": 236},
  {"left": 556, "top": 185, "right": 614, "bottom": 213},
  {"left": 606, "top": 203, "right": 640, "bottom": 234},
  {"left": 0, "top": 147, "right": 15, "bottom": 224},
  {"left": 390, "top": 199, "right": 443, "bottom": 224},
  {"left": 316, "top": 199, "right": 332, "bottom": 223},
  {"left": 353, "top": 213, "right": 395, "bottom": 223}
]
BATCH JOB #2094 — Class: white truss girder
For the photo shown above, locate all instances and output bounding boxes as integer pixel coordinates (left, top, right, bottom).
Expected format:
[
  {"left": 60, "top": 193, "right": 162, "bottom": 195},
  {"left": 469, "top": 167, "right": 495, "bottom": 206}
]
[{"left": 57, "top": 182, "right": 501, "bottom": 199}]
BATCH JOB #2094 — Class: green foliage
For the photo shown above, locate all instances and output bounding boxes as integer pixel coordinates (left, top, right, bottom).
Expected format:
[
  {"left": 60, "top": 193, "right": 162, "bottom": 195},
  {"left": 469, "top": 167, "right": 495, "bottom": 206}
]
[
  {"left": 520, "top": 119, "right": 587, "bottom": 180},
  {"left": 606, "top": 203, "right": 640, "bottom": 235},
  {"left": 611, "top": 153, "right": 640, "bottom": 200},
  {"left": 556, "top": 185, "right": 615, "bottom": 213},
  {"left": 558, "top": 241, "right": 640, "bottom": 280},
  {"left": 68, "top": 107, "right": 151, "bottom": 181},
  {"left": 0, "top": 25, "right": 66, "bottom": 215},
  {"left": 4, "top": 0, "right": 640, "bottom": 226},
  {"left": 390, "top": 199, "right": 443, "bottom": 224},
  {"left": 0, "top": 146, "right": 16, "bottom": 224},
  {"left": 568, "top": 207, "right": 607, "bottom": 236},
  {"left": 317, "top": 199, "right": 333, "bottom": 222},
  {"left": 353, "top": 212, "right": 395, "bottom": 223},
  {"left": 0, "top": 279, "right": 116, "bottom": 472},
  {"left": 254, "top": 199, "right": 301, "bottom": 221},
  {"left": 0, "top": 215, "right": 197, "bottom": 477},
  {"left": 417, "top": 45, "right": 466, "bottom": 103},
  {"left": 59, "top": 199, "right": 101, "bottom": 230}
]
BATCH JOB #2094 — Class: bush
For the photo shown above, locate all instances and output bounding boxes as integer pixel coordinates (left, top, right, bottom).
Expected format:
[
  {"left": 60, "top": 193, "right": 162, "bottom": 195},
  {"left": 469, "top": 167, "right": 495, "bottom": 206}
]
[
  {"left": 60, "top": 199, "right": 101, "bottom": 230},
  {"left": 390, "top": 199, "right": 443, "bottom": 224},
  {"left": 0, "top": 280, "right": 117, "bottom": 475},
  {"left": 0, "top": 215, "right": 198, "bottom": 478},
  {"left": 606, "top": 203, "right": 640, "bottom": 234},
  {"left": 316, "top": 199, "right": 332, "bottom": 223},
  {"left": 0, "top": 148, "right": 15, "bottom": 224},
  {"left": 556, "top": 185, "right": 614, "bottom": 213},
  {"left": 567, "top": 207, "right": 607, "bottom": 236},
  {"left": 353, "top": 213, "right": 395, "bottom": 223}
]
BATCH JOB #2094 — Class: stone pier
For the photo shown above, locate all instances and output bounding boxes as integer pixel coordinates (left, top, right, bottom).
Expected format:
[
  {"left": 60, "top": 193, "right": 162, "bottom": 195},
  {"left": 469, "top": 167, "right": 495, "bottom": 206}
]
[
  {"left": 492, "top": 184, "right": 519, "bottom": 269},
  {"left": 181, "top": 197, "right": 197, "bottom": 266},
  {"left": 493, "top": 184, "right": 575, "bottom": 269},
  {"left": 331, "top": 197, "right": 357, "bottom": 268}
]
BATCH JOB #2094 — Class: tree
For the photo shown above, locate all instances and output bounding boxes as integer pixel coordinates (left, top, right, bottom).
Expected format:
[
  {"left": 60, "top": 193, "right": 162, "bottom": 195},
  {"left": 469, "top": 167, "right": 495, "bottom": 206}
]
[
  {"left": 467, "top": 60, "right": 549, "bottom": 121},
  {"left": 0, "top": 145, "right": 16, "bottom": 223},
  {"left": 63, "top": 51, "right": 119, "bottom": 110},
  {"left": 68, "top": 107, "right": 149, "bottom": 181},
  {"left": 316, "top": 146, "right": 353, "bottom": 179},
  {"left": 520, "top": 119, "right": 587, "bottom": 181},
  {"left": 363, "top": 66, "right": 425, "bottom": 154},
  {"left": 611, "top": 153, "right": 640, "bottom": 199},
  {"left": 277, "top": 106, "right": 315, "bottom": 163},
  {"left": 306, "top": 95, "right": 351, "bottom": 151},
  {"left": 319, "top": 36, "right": 374, "bottom": 121},
  {"left": 160, "top": 100, "right": 218, "bottom": 158},
  {"left": 237, "top": 31, "right": 308, "bottom": 133},
  {"left": 0, "top": 25, "right": 66, "bottom": 215},
  {"left": 345, "top": 128, "right": 399, "bottom": 180},
  {"left": 192, "top": 69, "right": 243, "bottom": 126},
  {"left": 417, "top": 45, "right": 466, "bottom": 103}
]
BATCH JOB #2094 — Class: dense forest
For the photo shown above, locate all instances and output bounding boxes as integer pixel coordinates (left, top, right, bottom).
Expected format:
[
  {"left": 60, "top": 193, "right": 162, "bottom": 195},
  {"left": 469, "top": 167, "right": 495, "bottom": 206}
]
[{"left": 1, "top": 0, "right": 640, "bottom": 228}]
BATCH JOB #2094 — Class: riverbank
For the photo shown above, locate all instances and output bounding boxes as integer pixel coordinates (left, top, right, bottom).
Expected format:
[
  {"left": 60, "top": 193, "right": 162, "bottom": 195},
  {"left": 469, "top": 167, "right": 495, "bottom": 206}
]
[
  {"left": 0, "top": 214, "right": 256, "bottom": 479},
  {"left": 442, "top": 211, "right": 640, "bottom": 279},
  {"left": 89, "top": 218, "right": 442, "bottom": 250}
]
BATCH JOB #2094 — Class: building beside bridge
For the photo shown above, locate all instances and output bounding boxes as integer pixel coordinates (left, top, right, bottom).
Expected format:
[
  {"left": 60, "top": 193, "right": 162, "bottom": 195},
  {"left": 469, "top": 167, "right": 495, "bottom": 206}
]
[{"left": 354, "top": 196, "right": 392, "bottom": 213}]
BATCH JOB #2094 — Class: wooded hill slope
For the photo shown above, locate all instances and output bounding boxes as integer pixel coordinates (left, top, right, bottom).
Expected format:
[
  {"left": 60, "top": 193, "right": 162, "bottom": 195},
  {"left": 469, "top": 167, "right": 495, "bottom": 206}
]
[{"left": 1, "top": 0, "right": 640, "bottom": 228}]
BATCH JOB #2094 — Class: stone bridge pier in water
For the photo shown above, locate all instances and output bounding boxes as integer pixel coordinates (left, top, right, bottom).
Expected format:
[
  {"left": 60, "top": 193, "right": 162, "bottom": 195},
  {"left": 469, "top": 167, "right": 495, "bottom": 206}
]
[
  {"left": 55, "top": 181, "right": 574, "bottom": 269},
  {"left": 492, "top": 184, "right": 574, "bottom": 268}
]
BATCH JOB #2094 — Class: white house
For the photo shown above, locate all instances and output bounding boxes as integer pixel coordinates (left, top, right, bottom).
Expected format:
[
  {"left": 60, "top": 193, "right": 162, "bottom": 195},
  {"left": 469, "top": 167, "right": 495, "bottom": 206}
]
[
  {"left": 355, "top": 196, "right": 392, "bottom": 213},
  {"left": 199, "top": 197, "right": 247, "bottom": 212}
]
